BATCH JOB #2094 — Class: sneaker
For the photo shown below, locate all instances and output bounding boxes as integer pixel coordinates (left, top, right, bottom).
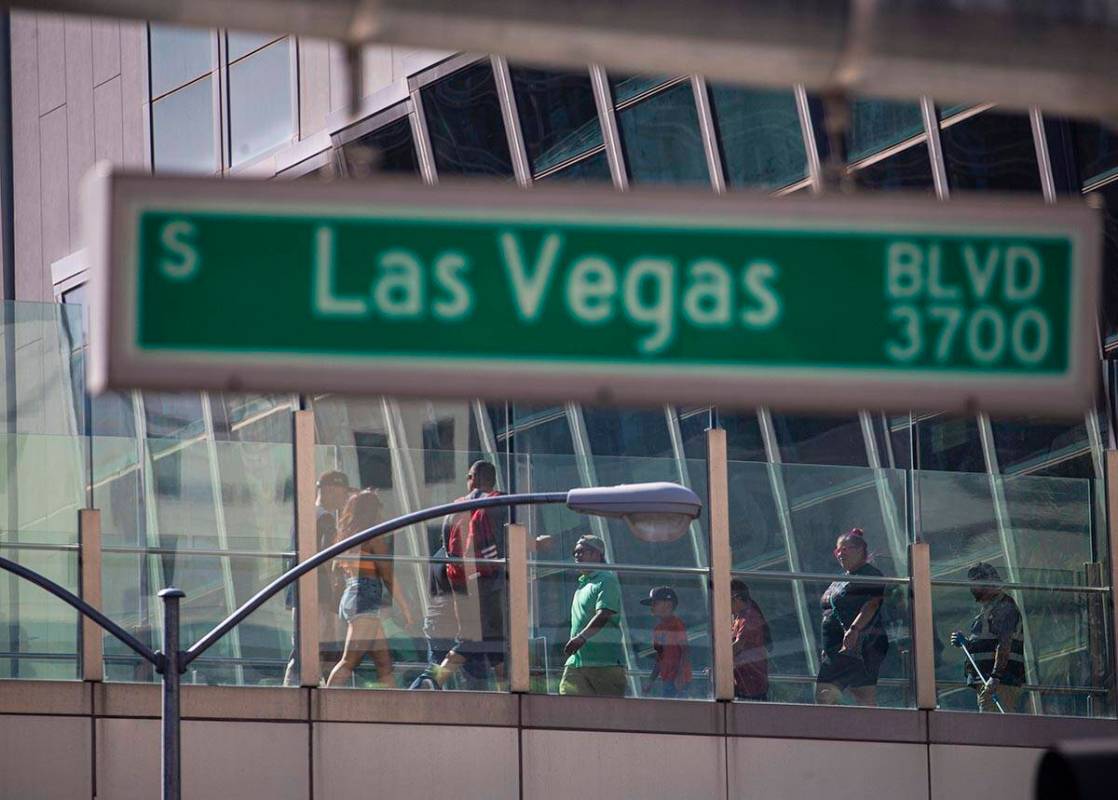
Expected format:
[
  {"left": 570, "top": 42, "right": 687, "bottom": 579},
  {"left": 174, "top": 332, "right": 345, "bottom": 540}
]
[{"left": 409, "top": 670, "right": 440, "bottom": 690}]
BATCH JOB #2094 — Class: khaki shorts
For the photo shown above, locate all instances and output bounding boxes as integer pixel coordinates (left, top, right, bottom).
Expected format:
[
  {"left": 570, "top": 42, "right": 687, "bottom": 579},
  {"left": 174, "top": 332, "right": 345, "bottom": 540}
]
[{"left": 559, "top": 666, "right": 627, "bottom": 697}]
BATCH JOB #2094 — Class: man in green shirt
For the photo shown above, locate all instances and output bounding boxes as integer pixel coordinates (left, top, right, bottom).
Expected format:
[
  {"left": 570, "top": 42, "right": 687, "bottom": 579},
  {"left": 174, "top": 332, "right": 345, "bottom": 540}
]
[{"left": 560, "top": 535, "right": 627, "bottom": 696}]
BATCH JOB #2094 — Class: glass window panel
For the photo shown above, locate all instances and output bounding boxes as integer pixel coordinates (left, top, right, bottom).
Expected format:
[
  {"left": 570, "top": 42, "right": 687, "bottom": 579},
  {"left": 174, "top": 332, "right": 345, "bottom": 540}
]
[
  {"left": 227, "top": 31, "right": 280, "bottom": 62},
  {"left": 617, "top": 83, "right": 708, "bottom": 186},
  {"left": 540, "top": 150, "right": 612, "bottom": 182},
  {"left": 142, "top": 392, "right": 205, "bottom": 439},
  {"left": 528, "top": 566, "right": 711, "bottom": 699},
  {"left": 720, "top": 411, "right": 767, "bottom": 463},
  {"left": 148, "top": 440, "right": 220, "bottom": 549},
  {"left": 611, "top": 74, "right": 677, "bottom": 105},
  {"left": 342, "top": 116, "right": 419, "bottom": 176},
  {"left": 931, "top": 584, "right": 1113, "bottom": 717},
  {"left": 940, "top": 110, "right": 1042, "bottom": 193},
  {"left": 208, "top": 393, "right": 294, "bottom": 444},
  {"left": 423, "top": 62, "right": 513, "bottom": 178},
  {"left": 772, "top": 414, "right": 869, "bottom": 467},
  {"left": 916, "top": 415, "right": 986, "bottom": 473},
  {"left": 152, "top": 77, "right": 215, "bottom": 174},
  {"left": 510, "top": 66, "right": 603, "bottom": 174},
  {"left": 149, "top": 23, "right": 213, "bottom": 97},
  {"left": 847, "top": 99, "right": 924, "bottom": 162},
  {"left": 852, "top": 143, "right": 935, "bottom": 192},
  {"left": 92, "top": 435, "right": 146, "bottom": 548},
  {"left": 1093, "top": 180, "right": 1118, "bottom": 344},
  {"left": 581, "top": 407, "right": 673, "bottom": 458},
  {"left": 727, "top": 574, "right": 913, "bottom": 707},
  {"left": 0, "top": 547, "right": 79, "bottom": 680},
  {"left": 989, "top": 417, "right": 1094, "bottom": 478},
  {"left": 708, "top": 85, "right": 807, "bottom": 189},
  {"left": 509, "top": 404, "right": 576, "bottom": 456},
  {"left": 229, "top": 39, "right": 295, "bottom": 167},
  {"left": 1065, "top": 120, "right": 1118, "bottom": 186}
]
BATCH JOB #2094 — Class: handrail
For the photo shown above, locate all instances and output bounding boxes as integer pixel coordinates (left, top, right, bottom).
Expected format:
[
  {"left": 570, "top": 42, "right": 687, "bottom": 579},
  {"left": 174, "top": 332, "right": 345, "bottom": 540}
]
[{"left": 181, "top": 491, "right": 566, "bottom": 667}]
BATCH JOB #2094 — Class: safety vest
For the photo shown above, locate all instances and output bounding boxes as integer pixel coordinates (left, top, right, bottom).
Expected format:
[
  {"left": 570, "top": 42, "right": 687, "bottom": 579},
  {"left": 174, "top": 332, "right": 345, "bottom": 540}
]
[{"left": 966, "top": 592, "right": 1026, "bottom": 685}]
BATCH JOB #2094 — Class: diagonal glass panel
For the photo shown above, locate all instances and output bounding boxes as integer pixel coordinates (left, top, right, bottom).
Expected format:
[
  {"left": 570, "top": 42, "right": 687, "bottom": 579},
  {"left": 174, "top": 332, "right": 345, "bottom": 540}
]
[
  {"left": 510, "top": 66, "right": 603, "bottom": 175},
  {"left": 707, "top": 84, "right": 806, "bottom": 189}
]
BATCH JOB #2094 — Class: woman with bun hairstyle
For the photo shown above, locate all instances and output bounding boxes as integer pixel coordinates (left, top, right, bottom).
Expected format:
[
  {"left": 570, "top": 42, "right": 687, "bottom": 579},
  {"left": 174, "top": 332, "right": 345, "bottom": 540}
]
[
  {"left": 815, "top": 527, "right": 889, "bottom": 706},
  {"left": 325, "top": 490, "right": 414, "bottom": 688}
]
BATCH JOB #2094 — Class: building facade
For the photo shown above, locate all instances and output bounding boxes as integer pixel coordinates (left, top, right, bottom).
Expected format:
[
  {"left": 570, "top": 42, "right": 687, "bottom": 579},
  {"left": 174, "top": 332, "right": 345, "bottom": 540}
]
[{"left": 0, "top": 8, "right": 1116, "bottom": 799}]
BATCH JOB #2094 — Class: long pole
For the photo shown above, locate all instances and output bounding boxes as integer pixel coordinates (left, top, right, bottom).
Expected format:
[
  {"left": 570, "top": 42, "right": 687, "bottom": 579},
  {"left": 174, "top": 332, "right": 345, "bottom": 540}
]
[{"left": 159, "top": 588, "right": 185, "bottom": 800}]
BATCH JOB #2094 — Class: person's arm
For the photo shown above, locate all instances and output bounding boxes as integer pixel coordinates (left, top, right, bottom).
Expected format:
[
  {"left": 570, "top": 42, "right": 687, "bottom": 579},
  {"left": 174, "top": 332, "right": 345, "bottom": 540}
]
[
  {"left": 371, "top": 538, "right": 413, "bottom": 627},
  {"left": 840, "top": 596, "right": 883, "bottom": 653},
  {"left": 563, "top": 608, "right": 616, "bottom": 657}
]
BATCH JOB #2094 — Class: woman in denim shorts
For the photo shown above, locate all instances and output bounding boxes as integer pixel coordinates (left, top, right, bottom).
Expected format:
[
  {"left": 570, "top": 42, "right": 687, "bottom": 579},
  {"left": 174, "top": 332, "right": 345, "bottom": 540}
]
[{"left": 325, "top": 490, "right": 414, "bottom": 687}]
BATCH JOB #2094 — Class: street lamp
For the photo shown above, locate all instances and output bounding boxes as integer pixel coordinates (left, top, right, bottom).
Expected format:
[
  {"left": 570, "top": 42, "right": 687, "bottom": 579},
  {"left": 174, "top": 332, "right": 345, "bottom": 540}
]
[{"left": 0, "top": 481, "right": 701, "bottom": 800}]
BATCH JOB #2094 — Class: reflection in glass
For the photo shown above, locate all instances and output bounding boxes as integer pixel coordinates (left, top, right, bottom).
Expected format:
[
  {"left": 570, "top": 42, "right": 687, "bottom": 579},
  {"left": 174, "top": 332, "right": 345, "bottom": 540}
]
[
  {"left": 423, "top": 62, "right": 513, "bottom": 177},
  {"left": 617, "top": 83, "right": 708, "bottom": 185},
  {"left": 853, "top": 144, "right": 935, "bottom": 192},
  {"left": 529, "top": 566, "right": 710, "bottom": 699},
  {"left": 540, "top": 150, "right": 612, "bottom": 182},
  {"left": 940, "top": 110, "right": 1042, "bottom": 193},
  {"left": 0, "top": 548, "right": 79, "bottom": 679},
  {"left": 152, "top": 77, "right": 215, "bottom": 174},
  {"left": 0, "top": 434, "right": 86, "bottom": 545},
  {"left": 229, "top": 39, "right": 295, "bottom": 167},
  {"left": 847, "top": 99, "right": 924, "bottom": 163},
  {"left": 342, "top": 117, "right": 419, "bottom": 176},
  {"left": 149, "top": 24, "right": 212, "bottom": 97},
  {"left": 708, "top": 85, "right": 806, "bottom": 189},
  {"left": 988, "top": 417, "right": 1094, "bottom": 479},
  {"left": 611, "top": 74, "right": 677, "bottom": 105},
  {"left": 1091, "top": 179, "right": 1118, "bottom": 343},
  {"left": 729, "top": 573, "right": 912, "bottom": 707},
  {"left": 227, "top": 31, "right": 280, "bottom": 62},
  {"left": 510, "top": 67, "right": 602, "bottom": 174},
  {"left": 932, "top": 583, "right": 1113, "bottom": 717}
]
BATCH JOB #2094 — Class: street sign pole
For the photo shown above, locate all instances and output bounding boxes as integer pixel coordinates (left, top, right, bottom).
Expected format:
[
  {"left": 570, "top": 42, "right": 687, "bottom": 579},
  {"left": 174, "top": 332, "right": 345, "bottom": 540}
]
[{"left": 85, "top": 167, "right": 1101, "bottom": 415}]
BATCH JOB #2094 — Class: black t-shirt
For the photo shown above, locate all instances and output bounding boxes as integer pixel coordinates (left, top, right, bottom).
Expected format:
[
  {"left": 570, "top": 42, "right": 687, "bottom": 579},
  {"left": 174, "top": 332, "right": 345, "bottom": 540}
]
[{"left": 820, "top": 562, "right": 885, "bottom": 652}]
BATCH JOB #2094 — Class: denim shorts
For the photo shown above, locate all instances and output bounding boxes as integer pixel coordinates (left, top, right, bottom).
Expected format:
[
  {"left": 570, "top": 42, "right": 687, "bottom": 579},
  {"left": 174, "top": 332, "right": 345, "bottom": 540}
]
[{"left": 338, "top": 576, "right": 383, "bottom": 623}]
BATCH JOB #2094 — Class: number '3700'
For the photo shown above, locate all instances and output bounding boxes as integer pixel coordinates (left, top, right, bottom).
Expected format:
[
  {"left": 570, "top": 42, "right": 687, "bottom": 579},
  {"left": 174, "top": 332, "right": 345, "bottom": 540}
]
[{"left": 882, "top": 241, "right": 1052, "bottom": 367}]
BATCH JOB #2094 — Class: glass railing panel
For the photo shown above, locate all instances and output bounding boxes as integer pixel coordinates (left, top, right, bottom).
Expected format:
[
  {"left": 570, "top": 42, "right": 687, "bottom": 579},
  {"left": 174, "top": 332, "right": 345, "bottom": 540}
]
[
  {"left": 0, "top": 545, "right": 80, "bottom": 680},
  {"left": 102, "top": 550, "right": 292, "bottom": 684},
  {"left": 729, "top": 460, "right": 909, "bottom": 577},
  {"left": 528, "top": 565, "right": 711, "bottom": 699},
  {"left": 0, "top": 433, "right": 87, "bottom": 546},
  {"left": 727, "top": 573, "right": 914, "bottom": 708},
  {"left": 931, "top": 583, "right": 1114, "bottom": 717},
  {"left": 918, "top": 470, "right": 1100, "bottom": 585},
  {"left": 512, "top": 452, "right": 710, "bottom": 570}
]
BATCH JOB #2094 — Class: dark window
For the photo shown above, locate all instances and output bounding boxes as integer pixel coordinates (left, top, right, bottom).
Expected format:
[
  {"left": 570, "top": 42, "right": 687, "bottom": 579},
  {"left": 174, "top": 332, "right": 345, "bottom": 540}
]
[
  {"left": 708, "top": 85, "right": 806, "bottom": 189},
  {"left": 939, "top": 111, "right": 1042, "bottom": 194},
  {"left": 772, "top": 414, "right": 869, "bottom": 467},
  {"left": 1091, "top": 179, "right": 1118, "bottom": 347},
  {"left": 423, "top": 62, "right": 513, "bottom": 177},
  {"left": 353, "top": 431, "right": 393, "bottom": 489},
  {"left": 423, "top": 417, "right": 456, "bottom": 483},
  {"left": 847, "top": 99, "right": 924, "bottom": 162},
  {"left": 916, "top": 415, "right": 985, "bottom": 473},
  {"left": 611, "top": 74, "right": 676, "bottom": 105},
  {"left": 617, "top": 83, "right": 708, "bottom": 185},
  {"left": 342, "top": 116, "right": 419, "bottom": 176},
  {"left": 510, "top": 67, "right": 602, "bottom": 175},
  {"left": 540, "top": 150, "right": 612, "bottom": 182},
  {"left": 853, "top": 143, "right": 934, "bottom": 192},
  {"left": 582, "top": 407, "right": 672, "bottom": 458},
  {"left": 720, "top": 412, "right": 767, "bottom": 463}
]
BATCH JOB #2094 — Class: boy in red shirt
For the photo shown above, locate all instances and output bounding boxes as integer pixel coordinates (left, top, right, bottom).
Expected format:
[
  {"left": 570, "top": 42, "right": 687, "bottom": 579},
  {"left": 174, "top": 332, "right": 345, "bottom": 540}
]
[
  {"left": 641, "top": 586, "right": 692, "bottom": 698},
  {"left": 731, "top": 579, "right": 772, "bottom": 701}
]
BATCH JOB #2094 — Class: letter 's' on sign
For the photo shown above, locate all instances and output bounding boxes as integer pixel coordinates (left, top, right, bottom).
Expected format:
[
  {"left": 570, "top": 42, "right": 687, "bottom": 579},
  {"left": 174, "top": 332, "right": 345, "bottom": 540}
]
[{"left": 84, "top": 167, "right": 1101, "bottom": 416}]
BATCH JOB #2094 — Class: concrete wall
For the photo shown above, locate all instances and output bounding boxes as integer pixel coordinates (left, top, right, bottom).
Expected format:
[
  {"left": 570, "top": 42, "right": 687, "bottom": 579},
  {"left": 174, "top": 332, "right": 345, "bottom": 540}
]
[{"left": 0, "top": 681, "right": 1106, "bottom": 799}]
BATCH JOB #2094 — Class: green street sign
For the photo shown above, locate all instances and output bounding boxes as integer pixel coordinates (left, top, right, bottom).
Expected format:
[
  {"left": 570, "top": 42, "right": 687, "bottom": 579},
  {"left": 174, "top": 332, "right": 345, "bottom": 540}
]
[{"left": 87, "top": 169, "right": 1100, "bottom": 414}]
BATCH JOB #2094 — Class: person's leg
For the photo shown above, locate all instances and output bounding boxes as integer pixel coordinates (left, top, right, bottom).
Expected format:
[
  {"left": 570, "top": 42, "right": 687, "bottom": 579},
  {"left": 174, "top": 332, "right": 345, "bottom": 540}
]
[
  {"left": 366, "top": 616, "right": 395, "bottom": 688},
  {"left": 847, "top": 684, "right": 877, "bottom": 707},
  {"left": 815, "top": 682, "right": 842, "bottom": 704},
  {"left": 325, "top": 616, "right": 376, "bottom": 687},
  {"left": 593, "top": 667, "right": 628, "bottom": 697},
  {"left": 559, "top": 666, "right": 591, "bottom": 696},
  {"left": 282, "top": 608, "right": 298, "bottom": 686}
]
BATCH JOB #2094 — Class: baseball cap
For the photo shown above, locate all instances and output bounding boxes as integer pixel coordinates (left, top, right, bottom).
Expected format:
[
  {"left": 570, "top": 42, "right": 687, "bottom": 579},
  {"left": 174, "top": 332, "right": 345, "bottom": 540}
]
[
  {"left": 316, "top": 471, "right": 351, "bottom": 489},
  {"left": 640, "top": 586, "right": 679, "bottom": 606}
]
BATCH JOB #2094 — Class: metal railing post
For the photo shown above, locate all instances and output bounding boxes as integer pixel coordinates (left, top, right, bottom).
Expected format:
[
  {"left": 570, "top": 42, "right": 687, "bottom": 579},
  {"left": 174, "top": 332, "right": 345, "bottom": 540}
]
[
  {"left": 79, "top": 508, "right": 103, "bottom": 682},
  {"left": 293, "top": 410, "right": 320, "bottom": 687},
  {"left": 507, "top": 522, "right": 529, "bottom": 693},
  {"left": 158, "top": 587, "right": 185, "bottom": 800},
  {"left": 707, "top": 428, "right": 734, "bottom": 701},
  {"left": 909, "top": 542, "right": 936, "bottom": 710}
]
